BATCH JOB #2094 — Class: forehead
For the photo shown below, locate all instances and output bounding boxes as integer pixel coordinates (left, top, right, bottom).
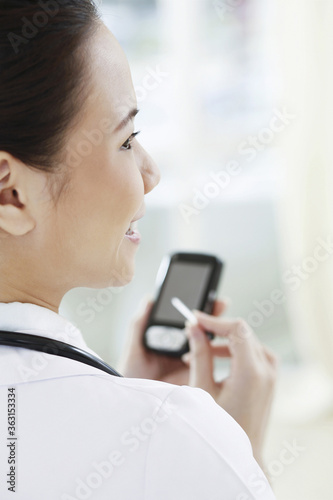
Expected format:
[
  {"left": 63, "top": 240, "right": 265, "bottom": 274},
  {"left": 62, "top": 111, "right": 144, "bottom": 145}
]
[{"left": 86, "top": 24, "right": 136, "bottom": 123}]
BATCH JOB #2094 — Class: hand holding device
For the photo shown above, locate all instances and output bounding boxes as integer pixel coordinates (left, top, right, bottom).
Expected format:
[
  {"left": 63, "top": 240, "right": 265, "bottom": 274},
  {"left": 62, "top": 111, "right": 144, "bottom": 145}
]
[
  {"left": 143, "top": 252, "right": 223, "bottom": 357},
  {"left": 117, "top": 295, "right": 228, "bottom": 385},
  {"left": 118, "top": 249, "right": 277, "bottom": 468}
]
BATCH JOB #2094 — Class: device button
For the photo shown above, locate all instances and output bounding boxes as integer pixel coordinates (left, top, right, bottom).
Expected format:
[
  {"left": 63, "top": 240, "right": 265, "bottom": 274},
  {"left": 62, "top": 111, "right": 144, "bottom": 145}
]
[{"left": 146, "top": 326, "right": 187, "bottom": 351}]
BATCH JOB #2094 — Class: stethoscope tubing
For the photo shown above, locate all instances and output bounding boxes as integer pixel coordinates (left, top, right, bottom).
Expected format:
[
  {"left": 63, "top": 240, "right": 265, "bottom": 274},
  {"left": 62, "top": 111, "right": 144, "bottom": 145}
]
[{"left": 0, "top": 330, "right": 122, "bottom": 377}]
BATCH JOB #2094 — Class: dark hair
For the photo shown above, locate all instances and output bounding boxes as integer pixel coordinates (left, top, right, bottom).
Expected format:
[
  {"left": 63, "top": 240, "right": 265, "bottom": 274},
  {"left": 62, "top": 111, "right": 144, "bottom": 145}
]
[{"left": 0, "top": 0, "right": 100, "bottom": 174}]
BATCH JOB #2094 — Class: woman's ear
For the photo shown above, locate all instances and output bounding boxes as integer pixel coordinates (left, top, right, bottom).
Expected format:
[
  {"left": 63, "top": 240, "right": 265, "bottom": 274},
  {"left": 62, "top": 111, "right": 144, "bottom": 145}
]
[{"left": 0, "top": 153, "right": 36, "bottom": 236}]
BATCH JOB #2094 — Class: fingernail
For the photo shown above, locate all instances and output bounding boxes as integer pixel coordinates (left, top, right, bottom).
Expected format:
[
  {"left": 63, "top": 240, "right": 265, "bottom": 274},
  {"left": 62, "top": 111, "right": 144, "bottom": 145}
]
[
  {"left": 185, "top": 319, "right": 198, "bottom": 329},
  {"left": 189, "top": 326, "right": 203, "bottom": 340},
  {"left": 139, "top": 294, "right": 153, "bottom": 311},
  {"left": 193, "top": 309, "right": 205, "bottom": 317},
  {"left": 181, "top": 353, "right": 191, "bottom": 363}
]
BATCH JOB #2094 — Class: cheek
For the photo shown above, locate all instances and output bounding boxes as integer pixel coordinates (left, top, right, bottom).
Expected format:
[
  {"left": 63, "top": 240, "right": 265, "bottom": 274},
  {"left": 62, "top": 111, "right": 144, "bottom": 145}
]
[
  {"left": 65, "top": 150, "right": 144, "bottom": 241},
  {"left": 101, "top": 154, "right": 144, "bottom": 224}
]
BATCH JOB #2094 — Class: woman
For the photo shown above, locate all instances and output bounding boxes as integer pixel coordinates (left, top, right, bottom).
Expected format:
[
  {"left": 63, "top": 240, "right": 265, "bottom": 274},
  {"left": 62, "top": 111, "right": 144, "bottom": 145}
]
[{"left": 0, "top": 1, "right": 277, "bottom": 499}]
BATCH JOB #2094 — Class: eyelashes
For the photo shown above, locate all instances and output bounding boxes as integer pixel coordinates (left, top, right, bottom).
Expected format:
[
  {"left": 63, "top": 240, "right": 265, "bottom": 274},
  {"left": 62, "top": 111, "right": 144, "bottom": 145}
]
[{"left": 121, "top": 131, "right": 141, "bottom": 151}]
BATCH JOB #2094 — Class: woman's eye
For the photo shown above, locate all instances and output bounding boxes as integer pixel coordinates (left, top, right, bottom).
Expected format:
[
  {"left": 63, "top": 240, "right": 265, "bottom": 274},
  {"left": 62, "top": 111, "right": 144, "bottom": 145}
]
[{"left": 121, "top": 131, "right": 140, "bottom": 151}]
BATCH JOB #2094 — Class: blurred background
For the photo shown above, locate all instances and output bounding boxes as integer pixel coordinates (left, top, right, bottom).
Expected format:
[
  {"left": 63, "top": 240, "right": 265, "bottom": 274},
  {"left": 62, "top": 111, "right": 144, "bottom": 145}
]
[{"left": 60, "top": 1, "right": 333, "bottom": 498}]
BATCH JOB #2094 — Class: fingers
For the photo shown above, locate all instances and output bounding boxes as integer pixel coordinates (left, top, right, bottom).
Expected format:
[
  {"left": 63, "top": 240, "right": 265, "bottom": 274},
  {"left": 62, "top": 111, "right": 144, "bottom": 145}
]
[
  {"left": 193, "top": 311, "right": 252, "bottom": 344},
  {"left": 186, "top": 324, "right": 215, "bottom": 393},
  {"left": 193, "top": 310, "right": 243, "bottom": 335},
  {"left": 262, "top": 345, "right": 279, "bottom": 385},
  {"left": 192, "top": 311, "right": 263, "bottom": 366},
  {"left": 263, "top": 345, "right": 279, "bottom": 368},
  {"left": 182, "top": 343, "right": 230, "bottom": 365},
  {"left": 212, "top": 298, "right": 231, "bottom": 317}
]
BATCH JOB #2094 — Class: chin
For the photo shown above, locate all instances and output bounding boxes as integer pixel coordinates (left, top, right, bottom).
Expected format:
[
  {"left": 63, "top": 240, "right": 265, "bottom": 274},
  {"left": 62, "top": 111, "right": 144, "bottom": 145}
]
[
  {"left": 110, "top": 274, "right": 133, "bottom": 287},
  {"left": 88, "top": 273, "right": 133, "bottom": 289},
  {"left": 107, "top": 261, "right": 135, "bottom": 287}
]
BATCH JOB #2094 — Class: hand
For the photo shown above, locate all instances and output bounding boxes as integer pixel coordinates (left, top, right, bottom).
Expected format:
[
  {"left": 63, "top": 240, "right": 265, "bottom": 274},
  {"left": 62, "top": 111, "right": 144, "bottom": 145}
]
[
  {"left": 116, "top": 295, "right": 227, "bottom": 385},
  {"left": 117, "top": 295, "right": 277, "bottom": 465},
  {"left": 184, "top": 311, "right": 278, "bottom": 466}
]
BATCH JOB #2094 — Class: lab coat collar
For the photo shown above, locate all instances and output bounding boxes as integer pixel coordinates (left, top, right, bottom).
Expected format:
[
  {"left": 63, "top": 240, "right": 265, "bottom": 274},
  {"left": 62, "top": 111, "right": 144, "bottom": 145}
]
[{"left": 0, "top": 301, "right": 90, "bottom": 352}]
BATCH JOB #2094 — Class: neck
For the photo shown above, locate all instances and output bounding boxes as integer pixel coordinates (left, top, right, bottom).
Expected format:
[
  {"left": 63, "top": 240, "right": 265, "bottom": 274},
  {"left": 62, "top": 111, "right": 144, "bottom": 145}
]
[{"left": 0, "top": 279, "right": 61, "bottom": 314}]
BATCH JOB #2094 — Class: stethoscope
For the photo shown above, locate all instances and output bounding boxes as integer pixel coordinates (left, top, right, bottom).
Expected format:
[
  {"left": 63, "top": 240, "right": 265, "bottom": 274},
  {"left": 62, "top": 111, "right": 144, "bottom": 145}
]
[{"left": 0, "top": 330, "right": 123, "bottom": 377}]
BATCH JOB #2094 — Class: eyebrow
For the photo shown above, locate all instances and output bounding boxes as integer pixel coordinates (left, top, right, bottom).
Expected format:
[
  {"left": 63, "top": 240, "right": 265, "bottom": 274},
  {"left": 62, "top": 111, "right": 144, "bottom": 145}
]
[{"left": 115, "top": 108, "right": 139, "bottom": 133}]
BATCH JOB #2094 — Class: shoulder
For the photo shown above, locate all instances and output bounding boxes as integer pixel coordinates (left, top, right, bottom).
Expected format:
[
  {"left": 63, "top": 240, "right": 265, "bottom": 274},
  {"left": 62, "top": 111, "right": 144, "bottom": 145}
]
[
  {"left": 8, "top": 374, "right": 275, "bottom": 499},
  {"left": 77, "top": 374, "right": 245, "bottom": 434},
  {"left": 47, "top": 372, "right": 251, "bottom": 454},
  {"left": 120, "top": 380, "right": 274, "bottom": 500}
]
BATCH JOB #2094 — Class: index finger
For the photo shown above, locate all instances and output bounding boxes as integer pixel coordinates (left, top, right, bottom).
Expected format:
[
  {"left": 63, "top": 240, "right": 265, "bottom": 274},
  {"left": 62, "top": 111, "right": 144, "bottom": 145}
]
[
  {"left": 189, "top": 312, "right": 269, "bottom": 373},
  {"left": 191, "top": 311, "right": 259, "bottom": 355}
]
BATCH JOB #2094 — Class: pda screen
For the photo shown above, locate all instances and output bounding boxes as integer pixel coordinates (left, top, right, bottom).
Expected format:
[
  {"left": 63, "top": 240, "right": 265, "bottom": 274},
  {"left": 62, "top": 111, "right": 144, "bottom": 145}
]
[{"left": 153, "top": 261, "right": 212, "bottom": 324}]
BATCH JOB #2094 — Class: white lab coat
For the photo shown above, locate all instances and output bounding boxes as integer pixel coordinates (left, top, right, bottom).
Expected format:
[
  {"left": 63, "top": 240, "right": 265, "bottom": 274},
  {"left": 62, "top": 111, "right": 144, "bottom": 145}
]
[{"left": 0, "top": 302, "right": 275, "bottom": 500}]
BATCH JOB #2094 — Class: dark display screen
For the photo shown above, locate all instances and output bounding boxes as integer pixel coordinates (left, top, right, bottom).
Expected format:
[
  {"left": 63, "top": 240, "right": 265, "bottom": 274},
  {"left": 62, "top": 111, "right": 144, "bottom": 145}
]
[{"left": 153, "top": 261, "right": 212, "bottom": 324}]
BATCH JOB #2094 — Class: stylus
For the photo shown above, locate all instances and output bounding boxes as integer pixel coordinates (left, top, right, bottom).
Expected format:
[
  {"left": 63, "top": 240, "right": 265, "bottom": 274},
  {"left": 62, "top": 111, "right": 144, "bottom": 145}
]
[{"left": 171, "top": 297, "right": 198, "bottom": 325}]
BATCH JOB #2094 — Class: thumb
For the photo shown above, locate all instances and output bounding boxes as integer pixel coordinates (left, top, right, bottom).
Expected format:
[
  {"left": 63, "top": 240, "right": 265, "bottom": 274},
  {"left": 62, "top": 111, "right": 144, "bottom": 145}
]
[{"left": 187, "top": 323, "right": 214, "bottom": 392}]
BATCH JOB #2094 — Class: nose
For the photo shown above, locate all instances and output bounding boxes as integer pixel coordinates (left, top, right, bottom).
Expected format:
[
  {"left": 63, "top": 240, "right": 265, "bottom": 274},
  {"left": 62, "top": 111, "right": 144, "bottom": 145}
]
[{"left": 136, "top": 142, "right": 161, "bottom": 195}]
